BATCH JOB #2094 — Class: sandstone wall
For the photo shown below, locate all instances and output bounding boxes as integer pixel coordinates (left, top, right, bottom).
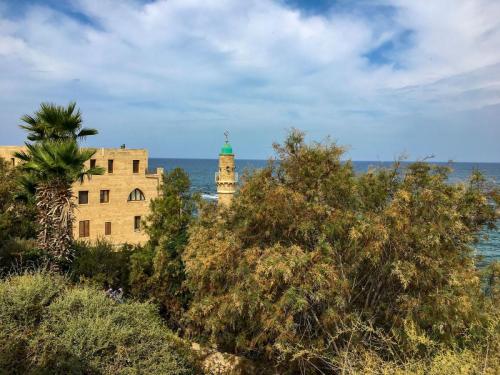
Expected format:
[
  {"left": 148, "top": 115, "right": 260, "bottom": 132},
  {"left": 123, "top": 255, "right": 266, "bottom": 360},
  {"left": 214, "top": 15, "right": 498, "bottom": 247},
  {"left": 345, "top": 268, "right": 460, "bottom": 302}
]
[{"left": 0, "top": 146, "right": 162, "bottom": 245}]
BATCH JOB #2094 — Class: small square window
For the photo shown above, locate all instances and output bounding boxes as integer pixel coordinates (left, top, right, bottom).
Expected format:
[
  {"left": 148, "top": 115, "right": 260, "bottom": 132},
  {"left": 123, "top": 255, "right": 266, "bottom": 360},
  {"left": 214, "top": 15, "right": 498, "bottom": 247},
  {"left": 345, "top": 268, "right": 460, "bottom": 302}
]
[
  {"left": 78, "top": 191, "right": 89, "bottom": 204},
  {"left": 108, "top": 159, "right": 114, "bottom": 174},
  {"left": 100, "top": 190, "right": 110, "bottom": 203},
  {"left": 133, "top": 160, "right": 140, "bottom": 173},
  {"left": 90, "top": 159, "right": 96, "bottom": 169},
  {"left": 134, "top": 216, "right": 141, "bottom": 231},
  {"left": 105, "top": 222, "right": 111, "bottom": 235},
  {"left": 79, "top": 220, "right": 90, "bottom": 237}
]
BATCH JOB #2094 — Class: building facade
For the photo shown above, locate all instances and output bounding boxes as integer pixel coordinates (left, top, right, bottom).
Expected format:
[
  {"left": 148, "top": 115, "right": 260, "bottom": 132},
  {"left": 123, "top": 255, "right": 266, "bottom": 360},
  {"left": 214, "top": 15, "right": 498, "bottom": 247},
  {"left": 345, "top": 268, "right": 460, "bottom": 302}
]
[
  {"left": 0, "top": 146, "right": 163, "bottom": 245},
  {"left": 215, "top": 138, "right": 237, "bottom": 207}
]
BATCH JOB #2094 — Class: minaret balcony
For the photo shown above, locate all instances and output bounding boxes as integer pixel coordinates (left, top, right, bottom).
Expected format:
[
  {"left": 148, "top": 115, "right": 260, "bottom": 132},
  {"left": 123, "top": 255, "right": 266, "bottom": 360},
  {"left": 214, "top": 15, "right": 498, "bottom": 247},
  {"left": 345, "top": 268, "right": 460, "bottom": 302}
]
[{"left": 215, "top": 172, "right": 238, "bottom": 183}]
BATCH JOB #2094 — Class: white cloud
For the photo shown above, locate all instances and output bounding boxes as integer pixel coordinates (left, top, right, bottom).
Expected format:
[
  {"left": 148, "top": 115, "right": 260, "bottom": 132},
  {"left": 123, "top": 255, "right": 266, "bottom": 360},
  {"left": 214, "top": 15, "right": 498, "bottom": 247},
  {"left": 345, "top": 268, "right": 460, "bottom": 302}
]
[{"left": 0, "top": 0, "right": 499, "bottom": 160}]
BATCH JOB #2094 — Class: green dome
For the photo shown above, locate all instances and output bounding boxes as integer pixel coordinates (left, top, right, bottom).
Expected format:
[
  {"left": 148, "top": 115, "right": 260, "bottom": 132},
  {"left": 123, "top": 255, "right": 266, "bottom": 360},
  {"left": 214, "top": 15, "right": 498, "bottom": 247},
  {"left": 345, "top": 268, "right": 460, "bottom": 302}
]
[{"left": 220, "top": 142, "right": 233, "bottom": 155}]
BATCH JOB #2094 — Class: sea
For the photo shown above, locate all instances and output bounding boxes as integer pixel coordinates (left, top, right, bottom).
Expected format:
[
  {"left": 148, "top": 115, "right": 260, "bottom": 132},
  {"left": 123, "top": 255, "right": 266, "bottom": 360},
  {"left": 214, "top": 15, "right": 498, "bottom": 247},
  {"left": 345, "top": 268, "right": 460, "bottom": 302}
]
[{"left": 149, "top": 159, "right": 500, "bottom": 265}]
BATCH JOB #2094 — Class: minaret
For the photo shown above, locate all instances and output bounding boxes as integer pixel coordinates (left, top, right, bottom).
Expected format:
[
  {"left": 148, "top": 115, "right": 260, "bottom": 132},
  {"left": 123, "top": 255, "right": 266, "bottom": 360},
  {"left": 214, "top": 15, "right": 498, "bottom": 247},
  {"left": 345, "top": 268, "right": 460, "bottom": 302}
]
[{"left": 216, "top": 131, "right": 237, "bottom": 207}]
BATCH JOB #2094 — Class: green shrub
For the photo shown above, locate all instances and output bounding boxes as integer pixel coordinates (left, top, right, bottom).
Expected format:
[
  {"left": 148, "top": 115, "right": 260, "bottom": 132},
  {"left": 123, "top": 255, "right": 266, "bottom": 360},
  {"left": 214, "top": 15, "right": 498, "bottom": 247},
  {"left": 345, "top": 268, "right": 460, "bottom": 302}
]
[
  {"left": 0, "top": 272, "right": 197, "bottom": 374},
  {"left": 183, "top": 130, "right": 499, "bottom": 373},
  {"left": 0, "top": 272, "right": 66, "bottom": 373},
  {"left": 0, "top": 272, "right": 66, "bottom": 327},
  {"left": 0, "top": 239, "right": 45, "bottom": 275},
  {"left": 0, "top": 157, "right": 38, "bottom": 274},
  {"left": 70, "top": 240, "right": 133, "bottom": 290},
  {"left": 129, "top": 168, "right": 196, "bottom": 328}
]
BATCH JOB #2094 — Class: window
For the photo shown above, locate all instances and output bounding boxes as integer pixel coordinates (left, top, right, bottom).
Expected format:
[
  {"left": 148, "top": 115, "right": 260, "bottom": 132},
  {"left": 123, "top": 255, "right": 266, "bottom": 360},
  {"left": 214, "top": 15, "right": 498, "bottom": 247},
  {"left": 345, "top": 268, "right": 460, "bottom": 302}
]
[
  {"left": 134, "top": 216, "right": 141, "bottom": 231},
  {"left": 108, "top": 159, "right": 114, "bottom": 174},
  {"left": 90, "top": 159, "right": 96, "bottom": 169},
  {"left": 78, "top": 191, "right": 89, "bottom": 204},
  {"left": 105, "top": 222, "right": 111, "bottom": 235},
  {"left": 100, "top": 190, "right": 110, "bottom": 203},
  {"left": 133, "top": 160, "right": 140, "bottom": 173},
  {"left": 79, "top": 220, "right": 90, "bottom": 237},
  {"left": 128, "top": 188, "right": 145, "bottom": 201}
]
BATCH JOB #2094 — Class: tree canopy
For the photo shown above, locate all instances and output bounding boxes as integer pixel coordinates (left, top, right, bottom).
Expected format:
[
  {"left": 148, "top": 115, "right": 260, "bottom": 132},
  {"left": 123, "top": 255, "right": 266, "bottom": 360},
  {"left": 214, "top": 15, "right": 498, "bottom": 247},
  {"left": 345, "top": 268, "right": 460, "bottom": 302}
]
[
  {"left": 19, "top": 102, "right": 97, "bottom": 142},
  {"left": 183, "top": 130, "right": 499, "bottom": 373}
]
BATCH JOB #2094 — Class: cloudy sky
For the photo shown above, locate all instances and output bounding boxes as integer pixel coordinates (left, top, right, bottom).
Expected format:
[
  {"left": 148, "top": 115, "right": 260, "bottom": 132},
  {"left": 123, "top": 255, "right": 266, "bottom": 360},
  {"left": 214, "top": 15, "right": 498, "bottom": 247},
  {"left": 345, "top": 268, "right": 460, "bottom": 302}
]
[{"left": 1, "top": 0, "right": 500, "bottom": 161}]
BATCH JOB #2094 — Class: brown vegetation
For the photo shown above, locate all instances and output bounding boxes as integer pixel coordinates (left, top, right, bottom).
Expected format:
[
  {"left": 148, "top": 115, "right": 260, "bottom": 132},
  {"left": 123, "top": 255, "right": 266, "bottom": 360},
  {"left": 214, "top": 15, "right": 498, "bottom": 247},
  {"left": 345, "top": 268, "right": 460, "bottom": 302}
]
[{"left": 183, "top": 130, "right": 499, "bottom": 373}]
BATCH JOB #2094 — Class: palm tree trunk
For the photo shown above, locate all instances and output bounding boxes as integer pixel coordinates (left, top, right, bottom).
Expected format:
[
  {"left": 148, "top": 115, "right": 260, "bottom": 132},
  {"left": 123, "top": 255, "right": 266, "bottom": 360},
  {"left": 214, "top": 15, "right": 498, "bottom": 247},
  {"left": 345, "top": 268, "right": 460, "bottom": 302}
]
[{"left": 35, "top": 180, "right": 75, "bottom": 269}]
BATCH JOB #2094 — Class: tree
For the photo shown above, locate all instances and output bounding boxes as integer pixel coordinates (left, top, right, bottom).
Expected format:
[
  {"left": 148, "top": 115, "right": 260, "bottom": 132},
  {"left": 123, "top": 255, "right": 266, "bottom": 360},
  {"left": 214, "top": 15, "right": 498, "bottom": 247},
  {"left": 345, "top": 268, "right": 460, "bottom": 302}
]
[
  {"left": 20, "top": 102, "right": 97, "bottom": 142},
  {"left": 130, "top": 168, "right": 197, "bottom": 328},
  {"left": 183, "top": 130, "right": 499, "bottom": 373},
  {"left": 0, "top": 158, "right": 38, "bottom": 272},
  {"left": 15, "top": 142, "right": 103, "bottom": 266},
  {"left": 0, "top": 158, "right": 36, "bottom": 241},
  {"left": 15, "top": 103, "right": 103, "bottom": 269}
]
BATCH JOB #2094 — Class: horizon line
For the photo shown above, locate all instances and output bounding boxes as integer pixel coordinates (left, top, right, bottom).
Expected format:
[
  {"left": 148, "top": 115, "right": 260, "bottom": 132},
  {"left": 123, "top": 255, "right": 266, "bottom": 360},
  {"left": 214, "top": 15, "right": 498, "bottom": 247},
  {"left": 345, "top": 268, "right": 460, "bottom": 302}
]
[{"left": 149, "top": 157, "right": 500, "bottom": 164}]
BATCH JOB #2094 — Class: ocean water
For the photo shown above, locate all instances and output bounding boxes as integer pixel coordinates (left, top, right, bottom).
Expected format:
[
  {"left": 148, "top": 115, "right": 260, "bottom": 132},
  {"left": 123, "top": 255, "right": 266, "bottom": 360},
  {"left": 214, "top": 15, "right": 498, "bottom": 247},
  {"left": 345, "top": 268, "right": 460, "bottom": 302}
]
[{"left": 149, "top": 158, "right": 500, "bottom": 264}]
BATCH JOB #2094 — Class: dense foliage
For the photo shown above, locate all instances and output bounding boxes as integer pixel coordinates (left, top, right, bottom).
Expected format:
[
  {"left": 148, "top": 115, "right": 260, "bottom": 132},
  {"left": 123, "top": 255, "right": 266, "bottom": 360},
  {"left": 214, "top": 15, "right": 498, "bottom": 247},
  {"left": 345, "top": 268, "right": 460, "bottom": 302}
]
[
  {"left": 0, "top": 158, "right": 38, "bottom": 273},
  {"left": 2, "top": 124, "right": 499, "bottom": 374},
  {"left": 129, "top": 168, "right": 197, "bottom": 328},
  {"left": 69, "top": 241, "right": 134, "bottom": 290},
  {"left": 0, "top": 272, "right": 197, "bottom": 374},
  {"left": 183, "top": 130, "right": 500, "bottom": 373},
  {"left": 56, "top": 169, "right": 197, "bottom": 329}
]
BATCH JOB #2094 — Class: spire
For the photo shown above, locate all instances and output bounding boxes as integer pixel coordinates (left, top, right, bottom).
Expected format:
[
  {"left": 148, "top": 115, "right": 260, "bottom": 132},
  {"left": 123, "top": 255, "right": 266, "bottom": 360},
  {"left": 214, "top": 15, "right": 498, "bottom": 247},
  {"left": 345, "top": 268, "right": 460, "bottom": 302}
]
[{"left": 220, "top": 130, "right": 233, "bottom": 155}]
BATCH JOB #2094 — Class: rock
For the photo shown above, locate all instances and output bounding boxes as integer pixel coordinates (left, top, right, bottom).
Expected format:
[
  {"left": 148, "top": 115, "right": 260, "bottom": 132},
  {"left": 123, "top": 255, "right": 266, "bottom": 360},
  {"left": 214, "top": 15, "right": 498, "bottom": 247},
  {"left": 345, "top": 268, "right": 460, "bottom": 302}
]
[{"left": 191, "top": 342, "right": 259, "bottom": 374}]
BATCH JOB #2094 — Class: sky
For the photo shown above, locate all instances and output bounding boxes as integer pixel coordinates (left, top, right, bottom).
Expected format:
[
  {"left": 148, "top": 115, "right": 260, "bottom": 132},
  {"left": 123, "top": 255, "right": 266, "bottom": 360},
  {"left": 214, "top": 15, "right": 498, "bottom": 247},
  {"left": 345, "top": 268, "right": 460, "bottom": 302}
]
[{"left": 1, "top": 0, "right": 500, "bottom": 161}]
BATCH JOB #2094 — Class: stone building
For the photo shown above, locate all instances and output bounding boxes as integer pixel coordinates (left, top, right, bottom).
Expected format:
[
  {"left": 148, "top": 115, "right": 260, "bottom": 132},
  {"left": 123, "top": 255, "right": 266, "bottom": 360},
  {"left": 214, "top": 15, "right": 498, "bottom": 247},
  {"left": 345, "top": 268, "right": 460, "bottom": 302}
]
[
  {"left": 0, "top": 146, "right": 163, "bottom": 245},
  {"left": 215, "top": 135, "right": 238, "bottom": 207}
]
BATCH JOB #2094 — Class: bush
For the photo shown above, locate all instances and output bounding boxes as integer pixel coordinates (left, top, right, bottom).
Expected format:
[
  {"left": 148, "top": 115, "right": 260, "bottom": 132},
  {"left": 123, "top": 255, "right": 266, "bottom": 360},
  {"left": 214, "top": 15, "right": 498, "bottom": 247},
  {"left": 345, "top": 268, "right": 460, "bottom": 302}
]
[
  {"left": 69, "top": 240, "right": 134, "bottom": 290},
  {"left": 0, "top": 271, "right": 197, "bottom": 374},
  {"left": 344, "top": 348, "right": 499, "bottom": 374},
  {"left": 183, "top": 130, "right": 499, "bottom": 373},
  {"left": 0, "top": 239, "right": 45, "bottom": 275},
  {"left": 128, "top": 168, "right": 196, "bottom": 328},
  {"left": 0, "top": 157, "right": 38, "bottom": 273}
]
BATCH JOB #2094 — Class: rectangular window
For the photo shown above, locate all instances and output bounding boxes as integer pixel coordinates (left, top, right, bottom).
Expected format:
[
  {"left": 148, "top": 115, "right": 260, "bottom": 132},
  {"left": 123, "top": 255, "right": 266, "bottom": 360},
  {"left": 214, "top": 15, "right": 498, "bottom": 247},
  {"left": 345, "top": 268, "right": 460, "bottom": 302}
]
[
  {"left": 133, "top": 160, "right": 140, "bottom": 173},
  {"left": 78, "top": 191, "right": 89, "bottom": 204},
  {"left": 79, "top": 220, "right": 90, "bottom": 237},
  {"left": 100, "top": 190, "right": 110, "bottom": 203},
  {"left": 105, "top": 222, "right": 111, "bottom": 235},
  {"left": 134, "top": 216, "right": 141, "bottom": 231},
  {"left": 108, "top": 159, "right": 114, "bottom": 174},
  {"left": 90, "top": 159, "right": 96, "bottom": 169}
]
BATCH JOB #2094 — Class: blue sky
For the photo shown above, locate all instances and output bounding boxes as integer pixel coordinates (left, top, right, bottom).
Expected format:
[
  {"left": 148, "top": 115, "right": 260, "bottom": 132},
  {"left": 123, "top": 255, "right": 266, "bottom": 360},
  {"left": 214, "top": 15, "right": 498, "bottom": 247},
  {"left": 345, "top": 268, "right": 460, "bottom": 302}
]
[{"left": 1, "top": 0, "right": 500, "bottom": 161}]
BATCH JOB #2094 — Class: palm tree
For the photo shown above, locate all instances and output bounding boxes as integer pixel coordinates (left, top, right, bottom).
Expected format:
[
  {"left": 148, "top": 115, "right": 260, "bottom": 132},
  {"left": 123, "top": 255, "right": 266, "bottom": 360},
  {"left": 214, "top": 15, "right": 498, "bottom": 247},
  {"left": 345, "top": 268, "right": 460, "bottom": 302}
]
[
  {"left": 15, "top": 141, "right": 103, "bottom": 266},
  {"left": 15, "top": 102, "right": 103, "bottom": 269},
  {"left": 20, "top": 102, "right": 97, "bottom": 142}
]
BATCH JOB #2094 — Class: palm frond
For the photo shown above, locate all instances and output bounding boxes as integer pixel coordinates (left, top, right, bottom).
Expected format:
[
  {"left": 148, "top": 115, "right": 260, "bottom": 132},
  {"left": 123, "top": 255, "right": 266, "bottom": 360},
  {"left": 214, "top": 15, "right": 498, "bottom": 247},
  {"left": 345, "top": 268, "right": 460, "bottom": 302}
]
[
  {"left": 17, "top": 141, "right": 102, "bottom": 184},
  {"left": 77, "top": 128, "right": 99, "bottom": 138},
  {"left": 19, "top": 102, "right": 97, "bottom": 142},
  {"left": 14, "top": 148, "right": 32, "bottom": 162},
  {"left": 15, "top": 172, "right": 38, "bottom": 202}
]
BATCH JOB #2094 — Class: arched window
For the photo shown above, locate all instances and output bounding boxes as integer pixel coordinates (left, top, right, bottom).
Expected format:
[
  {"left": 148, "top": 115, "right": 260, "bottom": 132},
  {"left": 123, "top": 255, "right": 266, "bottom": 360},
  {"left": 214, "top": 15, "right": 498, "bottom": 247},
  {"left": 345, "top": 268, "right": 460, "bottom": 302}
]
[{"left": 128, "top": 188, "right": 145, "bottom": 201}]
